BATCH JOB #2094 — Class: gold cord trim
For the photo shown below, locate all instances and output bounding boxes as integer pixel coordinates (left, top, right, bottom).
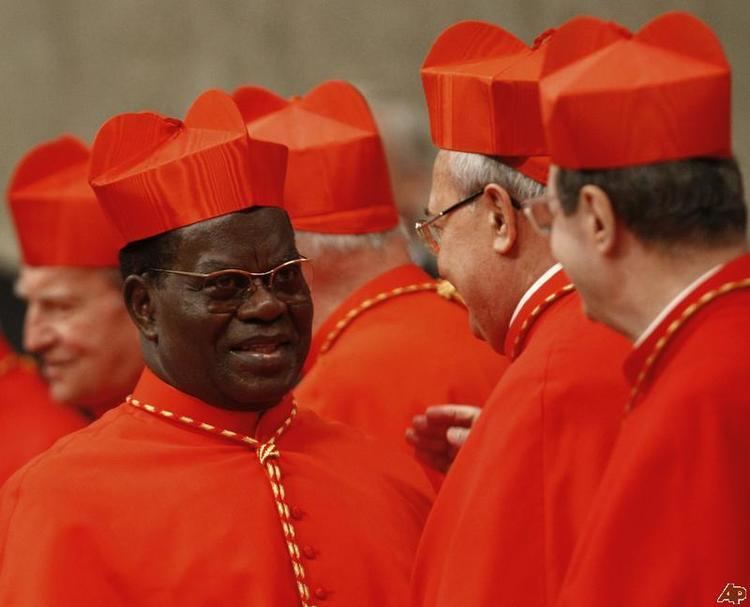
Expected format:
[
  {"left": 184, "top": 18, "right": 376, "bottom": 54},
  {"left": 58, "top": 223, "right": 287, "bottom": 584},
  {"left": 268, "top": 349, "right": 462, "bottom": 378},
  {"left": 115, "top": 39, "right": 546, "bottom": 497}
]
[
  {"left": 626, "top": 278, "right": 750, "bottom": 413},
  {"left": 128, "top": 396, "right": 316, "bottom": 607},
  {"left": 511, "top": 284, "right": 575, "bottom": 359},
  {"left": 319, "top": 279, "right": 464, "bottom": 355}
]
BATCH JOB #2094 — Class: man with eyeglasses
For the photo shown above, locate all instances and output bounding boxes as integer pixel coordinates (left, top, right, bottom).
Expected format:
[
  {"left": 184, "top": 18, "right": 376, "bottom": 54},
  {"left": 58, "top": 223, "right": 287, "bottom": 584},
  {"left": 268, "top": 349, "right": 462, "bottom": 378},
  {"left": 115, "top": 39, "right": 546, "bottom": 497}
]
[
  {"left": 409, "top": 21, "right": 632, "bottom": 607},
  {"left": 0, "top": 90, "right": 434, "bottom": 607},
  {"left": 539, "top": 14, "right": 750, "bottom": 605},
  {"left": 233, "top": 81, "right": 506, "bottom": 483}
]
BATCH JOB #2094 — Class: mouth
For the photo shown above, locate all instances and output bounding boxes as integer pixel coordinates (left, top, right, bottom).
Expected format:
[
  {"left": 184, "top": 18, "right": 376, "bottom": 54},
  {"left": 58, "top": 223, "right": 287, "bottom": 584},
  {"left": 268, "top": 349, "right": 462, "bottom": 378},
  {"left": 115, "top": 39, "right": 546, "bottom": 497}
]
[
  {"left": 40, "top": 358, "right": 75, "bottom": 379},
  {"left": 228, "top": 335, "right": 293, "bottom": 368}
]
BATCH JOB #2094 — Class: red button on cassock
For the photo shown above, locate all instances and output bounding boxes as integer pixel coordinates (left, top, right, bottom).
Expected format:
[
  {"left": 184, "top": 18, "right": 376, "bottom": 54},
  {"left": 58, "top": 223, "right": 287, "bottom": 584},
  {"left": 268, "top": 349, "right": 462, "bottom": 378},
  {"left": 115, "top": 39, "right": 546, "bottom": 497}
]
[
  {"left": 302, "top": 545, "right": 317, "bottom": 560},
  {"left": 314, "top": 587, "right": 328, "bottom": 600}
]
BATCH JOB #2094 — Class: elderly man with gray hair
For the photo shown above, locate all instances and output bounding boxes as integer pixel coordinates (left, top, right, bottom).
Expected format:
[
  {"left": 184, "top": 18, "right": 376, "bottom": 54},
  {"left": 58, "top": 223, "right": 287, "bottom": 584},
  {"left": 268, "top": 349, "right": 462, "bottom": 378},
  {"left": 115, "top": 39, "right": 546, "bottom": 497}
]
[
  {"left": 234, "top": 80, "right": 505, "bottom": 484},
  {"left": 409, "top": 21, "right": 632, "bottom": 607}
]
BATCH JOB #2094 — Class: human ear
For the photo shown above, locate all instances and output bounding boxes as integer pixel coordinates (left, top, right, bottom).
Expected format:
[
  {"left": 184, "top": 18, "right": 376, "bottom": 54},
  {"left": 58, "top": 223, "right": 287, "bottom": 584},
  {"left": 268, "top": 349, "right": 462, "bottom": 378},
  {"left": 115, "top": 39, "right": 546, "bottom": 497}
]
[
  {"left": 123, "top": 275, "right": 158, "bottom": 342},
  {"left": 484, "top": 184, "right": 518, "bottom": 255},
  {"left": 579, "top": 185, "right": 617, "bottom": 255}
]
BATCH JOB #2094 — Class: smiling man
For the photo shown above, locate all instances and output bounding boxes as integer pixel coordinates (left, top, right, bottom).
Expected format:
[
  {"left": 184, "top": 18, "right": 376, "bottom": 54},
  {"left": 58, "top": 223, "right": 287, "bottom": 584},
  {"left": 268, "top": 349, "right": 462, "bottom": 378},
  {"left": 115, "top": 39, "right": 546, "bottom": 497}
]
[
  {"left": 8, "top": 136, "right": 142, "bottom": 421},
  {"left": 1, "top": 136, "right": 140, "bottom": 485},
  {"left": 539, "top": 13, "right": 750, "bottom": 605},
  {"left": 0, "top": 91, "right": 434, "bottom": 607},
  {"left": 409, "top": 21, "right": 632, "bottom": 607}
]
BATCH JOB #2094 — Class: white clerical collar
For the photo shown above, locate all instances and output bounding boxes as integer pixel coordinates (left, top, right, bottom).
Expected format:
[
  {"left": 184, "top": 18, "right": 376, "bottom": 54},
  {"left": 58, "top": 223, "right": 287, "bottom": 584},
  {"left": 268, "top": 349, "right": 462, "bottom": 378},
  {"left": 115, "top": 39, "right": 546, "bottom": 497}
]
[
  {"left": 509, "top": 263, "right": 563, "bottom": 327},
  {"left": 634, "top": 263, "right": 724, "bottom": 347}
]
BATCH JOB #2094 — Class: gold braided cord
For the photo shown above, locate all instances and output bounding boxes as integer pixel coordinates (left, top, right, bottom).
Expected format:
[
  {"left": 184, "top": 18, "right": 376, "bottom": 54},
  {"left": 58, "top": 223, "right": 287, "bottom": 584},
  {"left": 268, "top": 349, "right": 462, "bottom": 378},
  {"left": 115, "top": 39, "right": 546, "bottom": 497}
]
[
  {"left": 0, "top": 353, "right": 18, "bottom": 378},
  {"left": 511, "top": 284, "right": 576, "bottom": 359},
  {"left": 127, "top": 396, "right": 316, "bottom": 607},
  {"left": 626, "top": 277, "right": 750, "bottom": 413},
  {"left": 319, "top": 279, "right": 464, "bottom": 355}
]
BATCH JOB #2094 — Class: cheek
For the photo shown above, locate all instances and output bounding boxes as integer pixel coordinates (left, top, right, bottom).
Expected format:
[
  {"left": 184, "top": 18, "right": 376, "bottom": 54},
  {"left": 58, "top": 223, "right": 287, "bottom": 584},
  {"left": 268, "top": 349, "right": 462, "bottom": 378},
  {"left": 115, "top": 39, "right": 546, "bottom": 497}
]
[
  {"left": 289, "top": 301, "right": 314, "bottom": 358},
  {"left": 549, "top": 220, "right": 581, "bottom": 270},
  {"left": 54, "top": 315, "right": 95, "bottom": 357}
]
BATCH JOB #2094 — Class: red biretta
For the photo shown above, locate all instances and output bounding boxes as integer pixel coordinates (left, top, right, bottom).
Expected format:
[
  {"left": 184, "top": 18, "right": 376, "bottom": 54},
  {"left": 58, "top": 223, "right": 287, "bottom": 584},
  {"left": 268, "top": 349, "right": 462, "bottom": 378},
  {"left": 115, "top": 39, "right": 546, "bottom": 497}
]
[{"left": 0, "top": 90, "right": 434, "bottom": 607}]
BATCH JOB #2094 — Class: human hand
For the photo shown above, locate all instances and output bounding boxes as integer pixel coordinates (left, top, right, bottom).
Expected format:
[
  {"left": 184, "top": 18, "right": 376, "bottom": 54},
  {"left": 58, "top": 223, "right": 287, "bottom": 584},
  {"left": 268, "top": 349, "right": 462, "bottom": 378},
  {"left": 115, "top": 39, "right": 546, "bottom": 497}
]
[{"left": 405, "top": 404, "right": 481, "bottom": 474}]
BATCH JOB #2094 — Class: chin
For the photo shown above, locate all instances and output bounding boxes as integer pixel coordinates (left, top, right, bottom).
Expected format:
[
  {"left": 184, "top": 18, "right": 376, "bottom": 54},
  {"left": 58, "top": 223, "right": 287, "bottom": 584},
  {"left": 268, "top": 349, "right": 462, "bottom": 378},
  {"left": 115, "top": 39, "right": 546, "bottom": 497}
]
[
  {"left": 49, "top": 383, "right": 77, "bottom": 405},
  {"left": 223, "top": 377, "right": 295, "bottom": 411},
  {"left": 577, "top": 290, "right": 601, "bottom": 323},
  {"left": 468, "top": 313, "right": 489, "bottom": 342}
]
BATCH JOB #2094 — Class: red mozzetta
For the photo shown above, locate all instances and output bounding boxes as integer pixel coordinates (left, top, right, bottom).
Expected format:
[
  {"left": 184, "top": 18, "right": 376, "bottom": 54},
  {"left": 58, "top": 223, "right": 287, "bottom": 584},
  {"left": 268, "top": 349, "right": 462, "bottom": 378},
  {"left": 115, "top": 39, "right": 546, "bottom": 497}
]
[
  {"left": 0, "top": 367, "right": 434, "bottom": 606},
  {"left": 556, "top": 254, "right": 750, "bottom": 606}
]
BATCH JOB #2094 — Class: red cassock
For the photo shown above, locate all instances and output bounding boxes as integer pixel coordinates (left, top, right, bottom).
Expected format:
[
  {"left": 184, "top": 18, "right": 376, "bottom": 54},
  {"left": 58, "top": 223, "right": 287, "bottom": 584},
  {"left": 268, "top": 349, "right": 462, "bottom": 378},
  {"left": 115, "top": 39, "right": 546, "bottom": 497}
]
[
  {"left": 0, "top": 337, "right": 85, "bottom": 486},
  {"left": 556, "top": 254, "right": 750, "bottom": 607},
  {"left": 296, "top": 263, "right": 507, "bottom": 460},
  {"left": 410, "top": 268, "right": 632, "bottom": 607},
  {"left": 0, "top": 367, "right": 435, "bottom": 607}
]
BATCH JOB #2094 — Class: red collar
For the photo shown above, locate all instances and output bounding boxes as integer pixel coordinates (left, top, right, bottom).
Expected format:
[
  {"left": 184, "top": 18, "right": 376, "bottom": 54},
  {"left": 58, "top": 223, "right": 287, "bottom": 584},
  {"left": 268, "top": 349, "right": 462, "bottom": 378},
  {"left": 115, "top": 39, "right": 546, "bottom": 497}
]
[
  {"left": 503, "top": 267, "right": 574, "bottom": 359},
  {"left": 305, "top": 263, "right": 434, "bottom": 370},
  {"left": 130, "top": 367, "right": 295, "bottom": 443},
  {"left": 625, "top": 253, "right": 750, "bottom": 388}
]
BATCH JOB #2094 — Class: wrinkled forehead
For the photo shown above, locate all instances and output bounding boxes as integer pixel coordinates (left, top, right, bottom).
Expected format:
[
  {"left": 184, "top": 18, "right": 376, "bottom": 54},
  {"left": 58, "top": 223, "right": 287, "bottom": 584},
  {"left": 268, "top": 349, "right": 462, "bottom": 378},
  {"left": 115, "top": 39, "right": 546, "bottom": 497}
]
[
  {"left": 174, "top": 207, "right": 299, "bottom": 272},
  {"left": 15, "top": 266, "right": 118, "bottom": 300}
]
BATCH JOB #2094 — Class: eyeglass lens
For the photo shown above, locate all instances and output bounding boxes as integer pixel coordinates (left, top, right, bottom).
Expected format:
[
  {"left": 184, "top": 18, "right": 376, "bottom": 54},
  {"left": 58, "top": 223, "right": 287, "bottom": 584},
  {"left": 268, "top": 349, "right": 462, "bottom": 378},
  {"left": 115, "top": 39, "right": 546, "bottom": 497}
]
[{"left": 202, "top": 262, "right": 311, "bottom": 307}]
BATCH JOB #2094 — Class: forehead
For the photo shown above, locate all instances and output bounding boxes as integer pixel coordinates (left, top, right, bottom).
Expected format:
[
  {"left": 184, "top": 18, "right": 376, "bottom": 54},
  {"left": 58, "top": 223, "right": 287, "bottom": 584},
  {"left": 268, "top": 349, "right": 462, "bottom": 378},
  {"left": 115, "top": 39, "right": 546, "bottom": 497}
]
[
  {"left": 174, "top": 207, "right": 297, "bottom": 272},
  {"left": 16, "top": 266, "right": 115, "bottom": 299}
]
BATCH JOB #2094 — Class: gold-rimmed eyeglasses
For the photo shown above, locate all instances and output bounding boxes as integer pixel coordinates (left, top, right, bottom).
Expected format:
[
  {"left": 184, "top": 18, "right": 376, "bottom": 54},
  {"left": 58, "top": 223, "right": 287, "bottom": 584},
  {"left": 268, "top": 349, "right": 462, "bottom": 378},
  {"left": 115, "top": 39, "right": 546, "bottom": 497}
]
[
  {"left": 415, "top": 189, "right": 522, "bottom": 253},
  {"left": 147, "top": 257, "right": 312, "bottom": 312}
]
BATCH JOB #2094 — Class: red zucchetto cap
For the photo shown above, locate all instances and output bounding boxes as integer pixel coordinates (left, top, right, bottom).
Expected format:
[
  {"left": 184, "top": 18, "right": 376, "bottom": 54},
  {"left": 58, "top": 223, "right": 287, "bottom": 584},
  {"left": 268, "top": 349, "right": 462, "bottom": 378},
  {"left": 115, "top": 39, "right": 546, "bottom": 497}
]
[
  {"left": 7, "top": 136, "right": 123, "bottom": 267},
  {"left": 421, "top": 20, "right": 554, "bottom": 184},
  {"left": 539, "top": 12, "right": 732, "bottom": 169},
  {"left": 233, "top": 80, "right": 399, "bottom": 234},
  {"left": 89, "top": 89, "right": 288, "bottom": 243}
]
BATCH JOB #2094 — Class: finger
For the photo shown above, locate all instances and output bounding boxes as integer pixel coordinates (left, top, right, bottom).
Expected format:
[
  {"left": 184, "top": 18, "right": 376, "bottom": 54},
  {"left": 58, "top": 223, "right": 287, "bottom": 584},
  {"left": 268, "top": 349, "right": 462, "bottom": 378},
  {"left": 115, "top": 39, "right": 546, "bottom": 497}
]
[
  {"left": 425, "top": 404, "right": 481, "bottom": 426},
  {"left": 446, "top": 426, "right": 471, "bottom": 447},
  {"left": 405, "top": 428, "right": 419, "bottom": 446},
  {"left": 410, "top": 415, "right": 429, "bottom": 432},
  {"left": 409, "top": 414, "right": 457, "bottom": 439}
]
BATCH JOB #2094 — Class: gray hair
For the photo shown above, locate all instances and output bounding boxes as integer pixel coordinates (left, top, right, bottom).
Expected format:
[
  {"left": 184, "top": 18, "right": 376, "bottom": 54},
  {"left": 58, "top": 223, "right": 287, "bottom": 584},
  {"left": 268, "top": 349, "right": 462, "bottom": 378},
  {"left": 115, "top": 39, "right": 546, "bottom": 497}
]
[
  {"left": 448, "top": 151, "right": 545, "bottom": 202},
  {"left": 295, "top": 225, "right": 407, "bottom": 257}
]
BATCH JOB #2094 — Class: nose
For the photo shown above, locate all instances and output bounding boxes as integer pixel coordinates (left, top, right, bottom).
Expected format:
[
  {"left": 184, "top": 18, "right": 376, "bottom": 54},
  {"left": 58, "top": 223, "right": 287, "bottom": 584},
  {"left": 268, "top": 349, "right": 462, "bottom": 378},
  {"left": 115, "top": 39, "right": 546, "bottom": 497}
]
[
  {"left": 23, "top": 306, "right": 57, "bottom": 354},
  {"left": 234, "top": 279, "right": 286, "bottom": 322}
]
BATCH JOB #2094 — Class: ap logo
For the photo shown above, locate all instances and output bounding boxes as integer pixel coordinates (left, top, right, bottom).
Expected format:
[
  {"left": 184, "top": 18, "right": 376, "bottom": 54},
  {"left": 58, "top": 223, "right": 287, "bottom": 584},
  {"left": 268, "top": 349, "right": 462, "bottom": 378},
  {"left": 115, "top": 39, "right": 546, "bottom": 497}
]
[{"left": 718, "top": 583, "right": 747, "bottom": 605}]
